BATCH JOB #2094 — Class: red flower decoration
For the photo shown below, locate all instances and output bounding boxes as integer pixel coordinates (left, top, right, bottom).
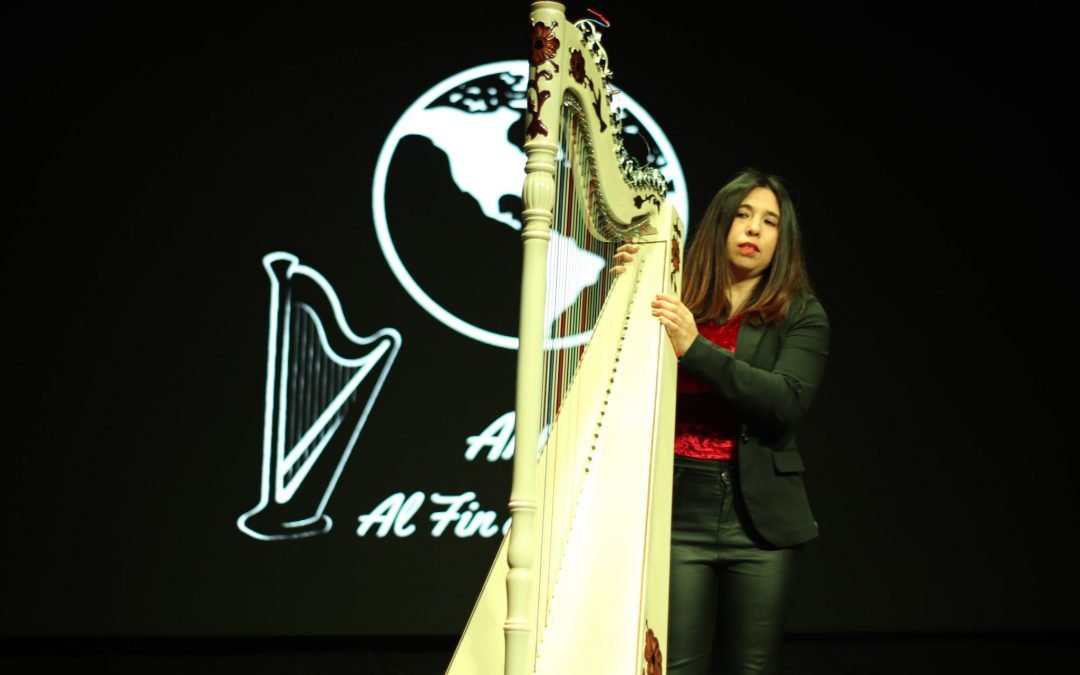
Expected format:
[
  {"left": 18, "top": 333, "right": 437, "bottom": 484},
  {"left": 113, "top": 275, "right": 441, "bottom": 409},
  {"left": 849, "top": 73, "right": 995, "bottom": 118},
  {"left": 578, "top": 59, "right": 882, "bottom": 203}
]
[
  {"left": 570, "top": 49, "right": 586, "bottom": 84},
  {"left": 530, "top": 21, "right": 560, "bottom": 66},
  {"left": 644, "top": 627, "right": 663, "bottom": 675}
]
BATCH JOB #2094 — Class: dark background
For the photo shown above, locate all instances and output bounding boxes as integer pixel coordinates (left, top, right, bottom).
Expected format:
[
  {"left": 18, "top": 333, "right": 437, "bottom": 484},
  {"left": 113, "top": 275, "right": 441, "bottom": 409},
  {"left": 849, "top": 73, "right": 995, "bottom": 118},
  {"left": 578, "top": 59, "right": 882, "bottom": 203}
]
[{"left": 4, "top": 0, "right": 1077, "bottom": 672}]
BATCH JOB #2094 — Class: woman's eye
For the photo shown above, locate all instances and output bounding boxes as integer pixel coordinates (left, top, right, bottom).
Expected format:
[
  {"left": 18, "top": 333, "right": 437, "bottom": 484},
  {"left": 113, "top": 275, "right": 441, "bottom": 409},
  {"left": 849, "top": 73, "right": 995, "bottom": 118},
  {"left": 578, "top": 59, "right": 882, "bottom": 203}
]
[{"left": 766, "top": 220, "right": 778, "bottom": 227}]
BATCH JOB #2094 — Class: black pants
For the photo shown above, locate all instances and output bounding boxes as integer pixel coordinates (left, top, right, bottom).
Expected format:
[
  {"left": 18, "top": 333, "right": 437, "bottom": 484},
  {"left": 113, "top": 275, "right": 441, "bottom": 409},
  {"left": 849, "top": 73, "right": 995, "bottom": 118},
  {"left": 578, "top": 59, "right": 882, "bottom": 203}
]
[{"left": 668, "top": 455, "right": 799, "bottom": 675}]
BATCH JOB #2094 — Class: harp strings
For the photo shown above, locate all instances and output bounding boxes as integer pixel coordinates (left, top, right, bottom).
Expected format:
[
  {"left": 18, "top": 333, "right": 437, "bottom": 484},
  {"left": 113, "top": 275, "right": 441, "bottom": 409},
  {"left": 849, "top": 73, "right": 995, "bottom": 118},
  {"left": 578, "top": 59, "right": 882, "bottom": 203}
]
[
  {"left": 283, "top": 300, "right": 352, "bottom": 487},
  {"left": 534, "top": 100, "right": 625, "bottom": 629},
  {"left": 541, "top": 102, "right": 618, "bottom": 434}
]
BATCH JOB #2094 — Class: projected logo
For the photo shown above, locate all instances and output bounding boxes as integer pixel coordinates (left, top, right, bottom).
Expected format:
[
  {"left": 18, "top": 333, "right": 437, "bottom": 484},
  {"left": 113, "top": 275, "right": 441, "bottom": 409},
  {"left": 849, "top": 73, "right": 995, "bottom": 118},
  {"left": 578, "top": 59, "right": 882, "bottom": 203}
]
[
  {"left": 237, "top": 252, "right": 402, "bottom": 540},
  {"left": 241, "top": 60, "right": 685, "bottom": 542},
  {"left": 372, "top": 59, "right": 687, "bottom": 350}
]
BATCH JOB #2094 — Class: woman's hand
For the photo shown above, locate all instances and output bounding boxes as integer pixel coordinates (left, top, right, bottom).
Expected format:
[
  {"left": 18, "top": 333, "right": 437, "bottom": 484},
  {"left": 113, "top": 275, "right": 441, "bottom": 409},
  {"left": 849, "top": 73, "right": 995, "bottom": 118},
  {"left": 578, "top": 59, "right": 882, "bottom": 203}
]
[
  {"left": 651, "top": 293, "right": 698, "bottom": 356},
  {"left": 611, "top": 243, "right": 639, "bottom": 274}
]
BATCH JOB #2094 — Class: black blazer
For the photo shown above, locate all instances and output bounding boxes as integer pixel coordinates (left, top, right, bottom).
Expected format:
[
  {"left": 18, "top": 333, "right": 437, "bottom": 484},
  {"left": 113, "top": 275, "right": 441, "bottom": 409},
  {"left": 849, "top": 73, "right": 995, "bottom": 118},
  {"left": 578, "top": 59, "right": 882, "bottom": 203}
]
[{"left": 677, "top": 294, "right": 830, "bottom": 548}]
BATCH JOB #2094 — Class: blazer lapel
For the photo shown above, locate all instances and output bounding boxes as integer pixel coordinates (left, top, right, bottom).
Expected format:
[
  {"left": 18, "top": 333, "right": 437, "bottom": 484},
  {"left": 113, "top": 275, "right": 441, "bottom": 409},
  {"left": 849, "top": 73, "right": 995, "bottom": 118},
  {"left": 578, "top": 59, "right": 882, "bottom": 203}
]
[{"left": 734, "top": 318, "right": 765, "bottom": 365}]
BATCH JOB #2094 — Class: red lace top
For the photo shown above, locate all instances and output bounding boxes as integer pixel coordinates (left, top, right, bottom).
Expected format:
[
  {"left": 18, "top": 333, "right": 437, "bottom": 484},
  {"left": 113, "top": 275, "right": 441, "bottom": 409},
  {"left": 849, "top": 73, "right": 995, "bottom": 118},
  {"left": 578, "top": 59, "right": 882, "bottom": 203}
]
[{"left": 673, "top": 314, "right": 744, "bottom": 461}]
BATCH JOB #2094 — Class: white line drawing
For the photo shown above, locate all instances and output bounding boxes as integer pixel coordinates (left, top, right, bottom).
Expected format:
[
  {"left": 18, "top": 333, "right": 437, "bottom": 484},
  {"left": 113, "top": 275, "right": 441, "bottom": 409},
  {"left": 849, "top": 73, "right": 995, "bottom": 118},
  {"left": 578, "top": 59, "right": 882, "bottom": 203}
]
[
  {"left": 371, "top": 60, "right": 687, "bottom": 350},
  {"left": 238, "top": 251, "right": 402, "bottom": 540}
]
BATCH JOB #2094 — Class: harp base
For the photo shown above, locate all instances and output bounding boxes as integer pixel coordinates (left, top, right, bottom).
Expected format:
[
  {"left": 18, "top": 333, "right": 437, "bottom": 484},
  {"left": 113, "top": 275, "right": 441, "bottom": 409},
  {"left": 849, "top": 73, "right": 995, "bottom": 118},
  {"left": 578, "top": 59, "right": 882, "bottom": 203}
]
[{"left": 237, "top": 507, "right": 333, "bottom": 541}]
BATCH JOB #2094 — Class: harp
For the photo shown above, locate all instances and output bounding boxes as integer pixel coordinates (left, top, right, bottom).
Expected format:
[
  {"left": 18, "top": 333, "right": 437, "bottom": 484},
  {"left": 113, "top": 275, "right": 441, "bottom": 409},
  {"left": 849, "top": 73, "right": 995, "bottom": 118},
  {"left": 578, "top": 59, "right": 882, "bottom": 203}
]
[
  {"left": 238, "top": 252, "right": 402, "bottom": 540},
  {"left": 448, "top": 3, "right": 684, "bottom": 673}
]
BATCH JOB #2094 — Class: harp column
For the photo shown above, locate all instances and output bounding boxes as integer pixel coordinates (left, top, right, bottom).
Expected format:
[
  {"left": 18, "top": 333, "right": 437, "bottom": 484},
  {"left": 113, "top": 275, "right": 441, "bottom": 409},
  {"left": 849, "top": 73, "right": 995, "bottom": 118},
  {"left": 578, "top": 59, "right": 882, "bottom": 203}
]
[
  {"left": 508, "top": 118, "right": 556, "bottom": 675},
  {"left": 507, "top": 154, "right": 551, "bottom": 675},
  {"left": 507, "top": 4, "right": 566, "bottom": 673}
]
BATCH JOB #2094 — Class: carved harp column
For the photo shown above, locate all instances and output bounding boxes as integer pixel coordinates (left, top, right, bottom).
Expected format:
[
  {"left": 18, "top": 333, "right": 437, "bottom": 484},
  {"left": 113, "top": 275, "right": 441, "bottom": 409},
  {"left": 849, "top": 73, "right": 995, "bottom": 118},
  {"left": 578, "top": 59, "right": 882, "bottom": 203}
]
[{"left": 447, "top": 3, "right": 684, "bottom": 673}]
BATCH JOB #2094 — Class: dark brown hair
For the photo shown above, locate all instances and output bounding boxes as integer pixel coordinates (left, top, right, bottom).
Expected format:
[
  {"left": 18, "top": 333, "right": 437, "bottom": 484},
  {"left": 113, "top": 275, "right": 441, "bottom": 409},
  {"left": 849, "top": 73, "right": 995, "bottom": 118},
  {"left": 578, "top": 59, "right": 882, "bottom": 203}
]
[{"left": 682, "top": 168, "right": 813, "bottom": 325}]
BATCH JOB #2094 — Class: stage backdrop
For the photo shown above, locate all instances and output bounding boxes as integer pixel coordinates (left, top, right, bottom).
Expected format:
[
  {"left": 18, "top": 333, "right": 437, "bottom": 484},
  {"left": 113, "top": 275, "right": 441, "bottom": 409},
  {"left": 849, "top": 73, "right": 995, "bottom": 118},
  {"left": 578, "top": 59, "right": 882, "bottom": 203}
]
[{"left": 3, "top": 2, "right": 1076, "bottom": 637}]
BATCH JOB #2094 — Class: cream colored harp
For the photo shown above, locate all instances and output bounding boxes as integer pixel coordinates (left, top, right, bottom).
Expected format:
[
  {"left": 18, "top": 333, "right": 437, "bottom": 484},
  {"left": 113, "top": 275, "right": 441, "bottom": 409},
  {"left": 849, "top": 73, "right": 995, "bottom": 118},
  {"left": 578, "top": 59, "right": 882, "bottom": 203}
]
[{"left": 447, "top": 3, "right": 684, "bottom": 673}]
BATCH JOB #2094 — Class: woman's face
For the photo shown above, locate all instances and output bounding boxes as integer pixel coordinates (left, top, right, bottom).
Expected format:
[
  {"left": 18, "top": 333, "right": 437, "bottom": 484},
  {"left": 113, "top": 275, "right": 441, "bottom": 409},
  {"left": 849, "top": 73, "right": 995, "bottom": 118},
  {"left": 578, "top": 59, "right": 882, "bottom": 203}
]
[{"left": 725, "top": 186, "right": 780, "bottom": 281}]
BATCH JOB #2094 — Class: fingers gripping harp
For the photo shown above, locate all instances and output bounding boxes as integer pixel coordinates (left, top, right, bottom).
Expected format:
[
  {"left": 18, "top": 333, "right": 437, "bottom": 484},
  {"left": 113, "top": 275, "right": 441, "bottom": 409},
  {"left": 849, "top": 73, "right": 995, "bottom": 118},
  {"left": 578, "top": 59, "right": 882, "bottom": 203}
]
[{"left": 448, "top": 3, "right": 685, "bottom": 673}]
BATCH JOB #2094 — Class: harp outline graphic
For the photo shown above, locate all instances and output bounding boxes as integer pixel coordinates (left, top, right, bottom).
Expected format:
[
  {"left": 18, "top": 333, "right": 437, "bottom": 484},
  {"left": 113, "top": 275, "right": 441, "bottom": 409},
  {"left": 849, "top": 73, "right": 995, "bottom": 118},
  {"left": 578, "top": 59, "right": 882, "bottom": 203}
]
[{"left": 237, "top": 251, "right": 402, "bottom": 541}]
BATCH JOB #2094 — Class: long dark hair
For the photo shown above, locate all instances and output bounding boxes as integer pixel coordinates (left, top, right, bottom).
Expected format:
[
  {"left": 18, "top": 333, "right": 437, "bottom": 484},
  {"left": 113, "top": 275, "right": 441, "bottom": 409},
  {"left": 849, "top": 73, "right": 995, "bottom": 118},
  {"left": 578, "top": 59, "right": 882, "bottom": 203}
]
[{"left": 682, "top": 168, "right": 813, "bottom": 325}]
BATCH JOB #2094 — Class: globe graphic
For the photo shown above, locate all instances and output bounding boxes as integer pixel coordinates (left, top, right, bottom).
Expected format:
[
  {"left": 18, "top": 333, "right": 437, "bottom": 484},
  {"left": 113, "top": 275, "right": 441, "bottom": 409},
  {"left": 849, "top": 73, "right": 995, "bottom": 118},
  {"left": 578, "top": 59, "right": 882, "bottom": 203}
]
[{"left": 372, "top": 60, "right": 687, "bottom": 350}]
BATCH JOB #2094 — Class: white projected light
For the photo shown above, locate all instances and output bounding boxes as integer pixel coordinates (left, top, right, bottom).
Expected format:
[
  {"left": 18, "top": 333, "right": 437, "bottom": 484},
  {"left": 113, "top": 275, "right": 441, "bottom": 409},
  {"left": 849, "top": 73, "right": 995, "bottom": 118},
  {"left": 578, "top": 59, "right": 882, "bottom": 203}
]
[
  {"left": 238, "top": 252, "right": 402, "bottom": 541},
  {"left": 372, "top": 59, "right": 687, "bottom": 350}
]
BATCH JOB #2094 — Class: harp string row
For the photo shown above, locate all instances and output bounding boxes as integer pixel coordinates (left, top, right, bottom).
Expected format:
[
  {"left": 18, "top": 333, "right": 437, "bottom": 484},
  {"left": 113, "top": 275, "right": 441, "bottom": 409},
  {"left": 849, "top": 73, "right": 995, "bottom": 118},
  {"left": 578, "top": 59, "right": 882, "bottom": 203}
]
[{"left": 285, "top": 304, "right": 352, "bottom": 484}]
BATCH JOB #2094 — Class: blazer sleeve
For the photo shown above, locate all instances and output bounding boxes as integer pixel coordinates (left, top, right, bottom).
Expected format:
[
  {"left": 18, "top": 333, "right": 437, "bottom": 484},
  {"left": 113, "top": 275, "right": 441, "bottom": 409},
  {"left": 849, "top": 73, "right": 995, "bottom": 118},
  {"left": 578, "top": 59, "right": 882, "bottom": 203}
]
[{"left": 677, "top": 296, "right": 830, "bottom": 431}]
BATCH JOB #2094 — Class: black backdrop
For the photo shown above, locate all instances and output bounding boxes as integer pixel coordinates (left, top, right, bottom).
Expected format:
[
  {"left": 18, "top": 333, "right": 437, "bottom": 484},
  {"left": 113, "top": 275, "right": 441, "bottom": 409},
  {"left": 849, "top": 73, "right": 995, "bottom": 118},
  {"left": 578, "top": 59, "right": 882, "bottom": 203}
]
[{"left": 4, "top": 0, "right": 1077, "bottom": 640}]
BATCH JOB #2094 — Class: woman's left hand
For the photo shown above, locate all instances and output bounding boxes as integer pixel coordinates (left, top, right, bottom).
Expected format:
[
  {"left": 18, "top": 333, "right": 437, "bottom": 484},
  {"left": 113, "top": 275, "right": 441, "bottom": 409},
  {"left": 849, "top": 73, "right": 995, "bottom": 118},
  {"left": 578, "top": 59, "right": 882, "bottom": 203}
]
[
  {"left": 651, "top": 294, "right": 698, "bottom": 356},
  {"left": 611, "top": 243, "right": 639, "bottom": 274}
]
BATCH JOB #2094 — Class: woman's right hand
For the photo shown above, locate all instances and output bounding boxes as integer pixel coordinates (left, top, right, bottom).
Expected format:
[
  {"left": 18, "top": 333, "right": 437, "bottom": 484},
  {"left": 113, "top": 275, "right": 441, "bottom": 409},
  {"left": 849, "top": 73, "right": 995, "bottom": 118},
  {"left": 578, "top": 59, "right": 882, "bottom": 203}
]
[{"left": 611, "top": 243, "right": 639, "bottom": 274}]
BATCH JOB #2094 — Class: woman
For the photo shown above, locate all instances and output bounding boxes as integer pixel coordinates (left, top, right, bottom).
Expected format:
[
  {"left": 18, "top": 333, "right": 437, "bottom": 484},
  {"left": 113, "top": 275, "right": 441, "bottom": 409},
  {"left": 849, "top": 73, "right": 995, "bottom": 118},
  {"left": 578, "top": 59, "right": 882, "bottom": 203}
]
[{"left": 615, "top": 168, "right": 829, "bottom": 674}]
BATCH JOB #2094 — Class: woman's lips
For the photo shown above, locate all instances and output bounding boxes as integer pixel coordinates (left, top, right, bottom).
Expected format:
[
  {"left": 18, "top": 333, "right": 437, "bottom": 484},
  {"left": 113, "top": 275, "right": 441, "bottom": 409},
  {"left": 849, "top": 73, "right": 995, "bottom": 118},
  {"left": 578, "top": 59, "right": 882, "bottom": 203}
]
[{"left": 737, "top": 242, "right": 759, "bottom": 254}]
